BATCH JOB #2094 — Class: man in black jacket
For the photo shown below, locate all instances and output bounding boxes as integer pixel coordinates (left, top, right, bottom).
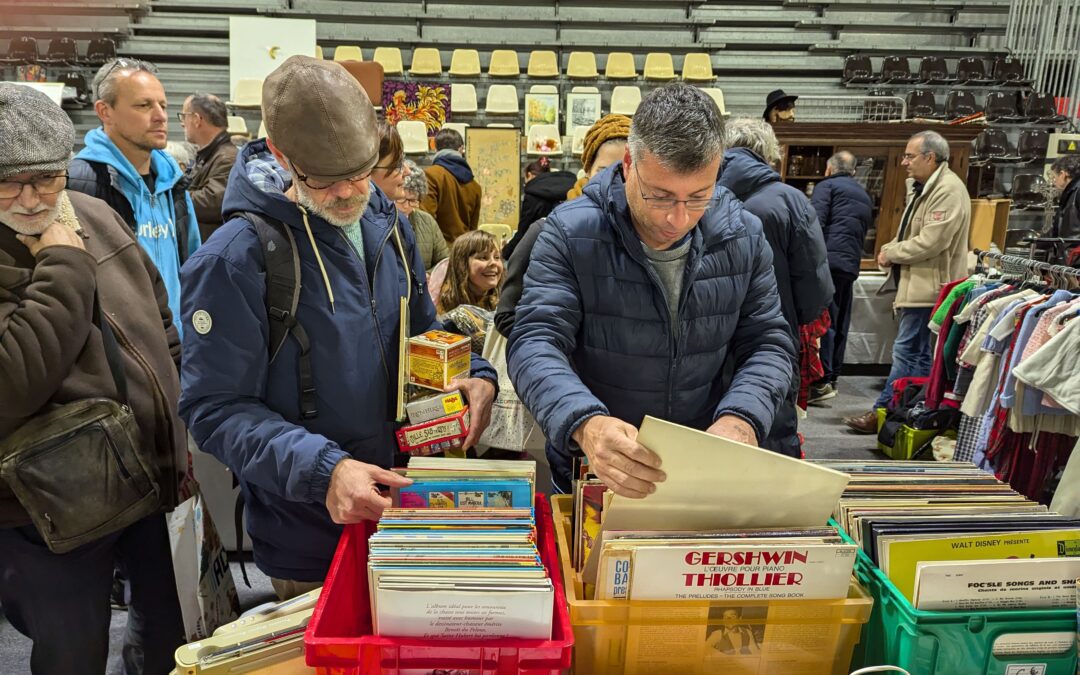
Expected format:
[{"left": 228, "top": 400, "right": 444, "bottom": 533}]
[
  {"left": 1051, "top": 154, "right": 1080, "bottom": 241},
  {"left": 808, "top": 151, "right": 874, "bottom": 403},
  {"left": 717, "top": 117, "right": 833, "bottom": 457}
]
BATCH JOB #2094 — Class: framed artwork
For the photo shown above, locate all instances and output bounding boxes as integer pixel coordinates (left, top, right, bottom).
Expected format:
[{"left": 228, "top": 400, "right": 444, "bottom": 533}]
[
  {"left": 228, "top": 16, "right": 317, "bottom": 101},
  {"left": 524, "top": 92, "right": 559, "bottom": 134},
  {"left": 382, "top": 80, "right": 452, "bottom": 137},
  {"left": 466, "top": 128, "right": 521, "bottom": 227},
  {"left": 566, "top": 92, "right": 601, "bottom": 135}
]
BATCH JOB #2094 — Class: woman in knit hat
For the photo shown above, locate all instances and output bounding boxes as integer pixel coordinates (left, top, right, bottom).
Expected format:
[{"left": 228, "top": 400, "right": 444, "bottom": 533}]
[{"left": 565, "top": 113, "right": 632, "bottom": 200}]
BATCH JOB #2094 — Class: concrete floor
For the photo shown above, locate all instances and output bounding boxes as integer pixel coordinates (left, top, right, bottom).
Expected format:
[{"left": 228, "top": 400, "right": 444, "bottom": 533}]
[{"left": 0, "top": 375, "right": 888, "bottom": 673}]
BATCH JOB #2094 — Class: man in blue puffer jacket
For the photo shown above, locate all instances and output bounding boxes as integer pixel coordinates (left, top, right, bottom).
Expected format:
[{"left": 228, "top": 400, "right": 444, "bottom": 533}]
[
  {"left": 809, "top": 151, "right": 874, "bottom": 402},
  {"left": 507, "top": 84, "right": 796, "bottom": 496},
  {"left": 178, "top": 57, "right": 496, "bottom": 598}
]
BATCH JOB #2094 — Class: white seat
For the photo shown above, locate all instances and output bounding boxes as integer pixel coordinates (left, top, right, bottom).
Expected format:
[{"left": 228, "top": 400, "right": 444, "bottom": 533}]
[
  {"left": 441, "top": 122, "right": 469, "bottom": 138},
  {"left": 479, "top": 223, "right": 513, "bottom": 245},
  {"left": 526, "top": 124, "right": 562, "bottom": 156},
  {"left": 333, "top": 45, "right": 363, "bottom": 62},
  {"left": 257, "top": 121, "right": 267, "bottom": 138},
  {"left": 226, "top": 115, "right": 249, "bottom": 137},
  {"left": 644, "top": 52, "right": 675, "bottom": 80},
  {"left": 485, "top": 84, "right": 519, "bottom": 114},
  {"left": 409, "top": 48, "right": 442, "bottom": 76},
  {"left": 486, "top": 123, "right": 516, "bottom": 128},
  {"left": 604, "top": 52, "right": 637, "bottom": 79},
  {"left": 571, "top": 125, "right": 590, "bottom": 155},
  {"left": 451, "top": 83, "right": 478, "bottom": 113},
  {"left": 487, "top": 49, "right": 520, "bottom": 77},
  {"left": 700, "top": 87, "right": 729, "bottom": 116},
  {"left": 397, "top": 120, "right": 429, "bottom": 154},
  {"left": 373, "top": 47, "right": 403, "bottom": 75},
  {"left": 314, "top": 45, "right": 324, "bottom": 60},
  {"left": 529, "top": 84, "right": 558, "bottom": 94},
  {"left": 527, "top": 50, "right": 559, "bottom": 78},
  {"left": 682, "top": 53, "right": 714, "bottom": 81},
  {"left": 228, "top": 78, "right": 262, "bottom": 108},
  {"left": 566, "top": 51, "right": 598, "bottom": 79},
  {"left": 571, "top": 85, "right": 600, "bottom": 94},
  {"left": 610, "top": 86, "right": 642, "bottom": 115}
]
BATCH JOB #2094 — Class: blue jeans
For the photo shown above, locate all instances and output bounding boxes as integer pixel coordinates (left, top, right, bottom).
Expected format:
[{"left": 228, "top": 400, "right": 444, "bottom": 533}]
[{"left": 873, "top": 306, "right": 934, "bottom": 409}]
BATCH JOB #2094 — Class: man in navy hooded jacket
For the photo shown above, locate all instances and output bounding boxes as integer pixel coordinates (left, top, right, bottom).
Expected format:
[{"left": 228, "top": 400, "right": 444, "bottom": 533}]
[
  {"left": 507, "top": 84, "right": 796, "bottom": 496},
  {"left": 178, "top": 57, "right": 496, "bottom": 598}
]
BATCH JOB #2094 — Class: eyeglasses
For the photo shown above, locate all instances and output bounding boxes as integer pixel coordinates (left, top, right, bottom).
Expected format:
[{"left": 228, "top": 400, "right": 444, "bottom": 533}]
[
  {"left": 98, "top": 58, "right": 158, "bottom": 84},
  {"left": 632, "top": 164, "right": 717, "bottom": 212},
  {"left": 176, "top": 111, "right": 198, "bottom": 123},
  {"left": 396, "top": 197, "right": 420, "bottom": 207},
  {"left": 0, "top": 173, "right": 68, "bottom": 199},
  {"left": 374, "top": 158, "right": 405, "bottom": 175},
  {"left": 289, "top": 160, "right": 372, "bottom": 191},
  {"left": 902, "top": 151, "right": 928, "bottom": 162}
]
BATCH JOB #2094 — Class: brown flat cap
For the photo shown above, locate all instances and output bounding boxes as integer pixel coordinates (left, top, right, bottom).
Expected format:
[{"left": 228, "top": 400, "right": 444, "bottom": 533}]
[{"left": 262, "top": 55, "right": 379, "bottom": 182}]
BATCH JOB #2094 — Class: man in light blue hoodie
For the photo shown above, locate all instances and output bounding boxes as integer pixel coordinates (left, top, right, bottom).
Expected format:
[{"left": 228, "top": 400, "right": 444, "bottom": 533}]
[{"left": 68, "top": 58, "right": 201, "bottom": 335}]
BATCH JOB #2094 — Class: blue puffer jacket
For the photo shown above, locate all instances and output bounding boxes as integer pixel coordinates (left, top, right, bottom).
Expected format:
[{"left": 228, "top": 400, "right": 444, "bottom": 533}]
[
  {"left": 718, "top": 148, "right": 833, "bottom": 335},
  {"left": 178, "top": 141, "right": 496, "bottom": 580},
  {"left": 506, "top": 163, "right": 796, "bottom": 468},
  {"left": 810, "top": 173, "right": 874, "bottom": 279}
]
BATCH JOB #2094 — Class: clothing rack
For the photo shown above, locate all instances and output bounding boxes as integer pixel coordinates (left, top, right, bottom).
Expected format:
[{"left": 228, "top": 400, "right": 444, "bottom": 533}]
[{"left": 973, "top": 248, "right": 1080, "bottom": 285}]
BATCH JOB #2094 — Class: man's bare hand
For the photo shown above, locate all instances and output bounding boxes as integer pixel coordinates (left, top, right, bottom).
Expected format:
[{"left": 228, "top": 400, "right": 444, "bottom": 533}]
[
  {"left": 451, "top": 378, "right": 496, "bottom": 450},
  {"left": 573, "top": 415, "right": 665, "bottom": 499},
  {"left": 876, "top": 249, "right": 890, "bottom": 267},
  {"left": 325, "top": 458, "right": 412, "bottom": 524},
  {"left": 16, "top": 222, "right": 84, "bottom": 256},
  {"left": 706, "top": 415, "right": 758, "bottom": 447}
]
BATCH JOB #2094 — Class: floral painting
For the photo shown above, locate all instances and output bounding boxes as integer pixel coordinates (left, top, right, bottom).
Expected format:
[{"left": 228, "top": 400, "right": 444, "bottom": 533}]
[
  {"left": 465, "top": 128, "right": 520, "bottom": 227},
  {"left": 382, "top": 80, "right": 451, "bottom": 138}
]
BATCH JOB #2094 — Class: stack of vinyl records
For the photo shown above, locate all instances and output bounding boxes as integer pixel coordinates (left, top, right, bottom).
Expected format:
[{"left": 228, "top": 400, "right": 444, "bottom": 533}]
[
  {"left": 814, "top": 459, "right": 1080, "bottom": 611},
  {"left": 368, "top": 457, "right": 554, "bottom": 639}
]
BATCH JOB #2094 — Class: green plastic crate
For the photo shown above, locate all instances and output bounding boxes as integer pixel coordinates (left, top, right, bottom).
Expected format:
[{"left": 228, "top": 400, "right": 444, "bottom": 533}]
[
  {"left": 834, "top": 521, "right": 1077, "bottom": 675},
  {"left": 875, "top": 408, "right": 956, "bottom": 461}
]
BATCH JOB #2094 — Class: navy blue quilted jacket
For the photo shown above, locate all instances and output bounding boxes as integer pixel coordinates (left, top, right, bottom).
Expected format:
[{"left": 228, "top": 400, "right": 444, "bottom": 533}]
[
  {"left": 810, "top": 173, "right": 874, "bottom": 279},
  {"left": 506, "top": 164, "right": 796, "bottom": 459}
]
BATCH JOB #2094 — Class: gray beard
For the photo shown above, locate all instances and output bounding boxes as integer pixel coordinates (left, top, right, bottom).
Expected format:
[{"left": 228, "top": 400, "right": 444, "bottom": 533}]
[
  {"left": 295, "top": 181, "right": 371, "bottom": 227},
  {"left": 0, "top": 201, "right": 59, "bottom": 236}
]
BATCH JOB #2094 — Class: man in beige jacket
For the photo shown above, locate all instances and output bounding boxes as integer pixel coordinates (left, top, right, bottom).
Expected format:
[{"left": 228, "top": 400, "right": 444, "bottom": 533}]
[{"left": 845, "top": 130, "right": 970, "bottom": 433}]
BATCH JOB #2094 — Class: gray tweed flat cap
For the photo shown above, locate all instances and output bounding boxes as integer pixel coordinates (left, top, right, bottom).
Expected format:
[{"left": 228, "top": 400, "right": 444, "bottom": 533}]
[{"left": 0, "top": 83, "right": 76, "bottom": 180}]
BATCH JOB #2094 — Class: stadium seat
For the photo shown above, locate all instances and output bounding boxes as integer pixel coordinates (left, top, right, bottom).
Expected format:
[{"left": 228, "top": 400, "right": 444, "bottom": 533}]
[
  {"left": 842, "top": 55, "right": 874, "bottom": 84},
  {"left": 451, "top": 83, "right": 478, "bottom": 113},
  {"left": 945, "top": 90, "right": 979, "bottom": 119},
  {"left": 917, "top": 56, "right": 953, "bottom": 84},
  {"left": 530, "top": 84, "right": 558, "bottom": 94},
  {"left": 526, "top": 124, "right": 562, "bottom": 156},
  {"left": 59, "top": 71, "right": 88, "bottom": 107},
  {"left": 1024, "top": 92, "right": 1067, "bottom": 124},
  {"left": 971, "top": 128, "right": 1016, "bottom": 166},
  {"left": 84, "top": 37, "right": 115, "bottom": 66},
  {"left": 906, "top": 90, "right": 944, "bottom": 119},
  {"left": 644, "top": 52, "right": 675, "bottom": 80},
  {"left": 956, "top": 57, "right": 993, "bottom": 85},
  {"left": 567, "top": 52, "right": 599, "bottom": 79},
  {"left": 450, "top": 49, "right": 481, "bottom": 77},
  {"left": 487, "top": 50, "right": 520, "bottom": 77},
  {"left": 258, "top": 121, "right": 267, "bottom": 138},
  {"left": 398, "top": 120, "right": 430, "bottom": 154},
  {"left": 681, "top": 53, "right": 714, "bottom": 81},
  {"left": 527, "top": 50, "right": 559, "bottom": 78},
  {"left": 984, "top": 91, "right": 1026, "bottom": 123},
  {"left": 333, "top": 45, "right": 363, "bottom": 62},
  {"left": 315, "top": 45, "right": 324, "bottom": 60},
  {"left": 442, "top": 122, "right": 469, "bottom": 138},
  {"left": 571, "top": 125, "right": 590, "bottom": 155},
  {"left": 879, "top": 56, "right": 916, "bottom": 84},
  {"left": 3, "top": 36, "right": 39, "bottom": 65},
  {"left": 992, "top": 56, "right": 1030, "bottom": 86},
  {"left": 1011, "top": 173, "right": 1048, "bottom": 210},
  {"left": 701, "top": 88, "right": 729, "bottom": 116},
  {"left": 227, "top": 116, "right": 250, "bottom": 138},
  {"left": 485, "top": 84, "right": 519, "bottom": 114},
  {"left": 479, "top": 223, "right": 513, "bottom": 245},
  {"left": 409, "top": 48, "right": 442, "bottom": 76},
  {"left": 373, "top": 47, "right": 403, "bottom": 75},
  {"left": 228, "top": 79, "right": 263, "bottom": 109},
  {"left": 611, "top": 86, "right": 642, "bottom": 115},
  {"left": 605, "top": 52, "right": 638, "bottom": 79},
  {"left": 1016, "top": 129, "right": 1049, "bottom": 165},
  {"left": 43, "top": 37, "right": 79, "bottom": 65}
]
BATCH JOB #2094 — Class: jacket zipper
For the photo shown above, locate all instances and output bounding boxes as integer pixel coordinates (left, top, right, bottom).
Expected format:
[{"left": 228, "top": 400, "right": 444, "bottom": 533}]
[
  {"left": 334, "top": 221, "right": 398, "bottom": 385},
  {"left": 102, "top": 315, "right": 177, "bottom": 501}
]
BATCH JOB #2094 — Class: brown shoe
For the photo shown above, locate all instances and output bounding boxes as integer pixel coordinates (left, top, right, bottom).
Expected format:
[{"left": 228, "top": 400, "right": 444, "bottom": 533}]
[{"left": 844, "top": 410, "right": 878, "bottom": 435}]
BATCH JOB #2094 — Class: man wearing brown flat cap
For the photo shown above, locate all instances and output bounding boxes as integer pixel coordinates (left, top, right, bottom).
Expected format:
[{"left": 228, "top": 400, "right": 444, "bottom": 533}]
[{"left": 178, "top": 56, "right": 497, "bottom": 600}]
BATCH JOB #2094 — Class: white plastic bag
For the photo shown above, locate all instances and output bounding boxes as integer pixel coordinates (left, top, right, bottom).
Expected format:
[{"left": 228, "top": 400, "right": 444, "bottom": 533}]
[{"left": 478, "top": 328, "right": 544, "bottom": 452}]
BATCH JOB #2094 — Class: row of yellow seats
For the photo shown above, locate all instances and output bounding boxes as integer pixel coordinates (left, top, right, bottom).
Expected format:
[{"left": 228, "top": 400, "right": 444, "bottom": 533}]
[{"left": 317, "top": 46, "right": 716, "bottom": 81}]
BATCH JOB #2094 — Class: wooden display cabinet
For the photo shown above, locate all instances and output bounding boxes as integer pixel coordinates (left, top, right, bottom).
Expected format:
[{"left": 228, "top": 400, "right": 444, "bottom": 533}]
[{"left": 774, "top": 124, "right": 981, "bottom": 270}]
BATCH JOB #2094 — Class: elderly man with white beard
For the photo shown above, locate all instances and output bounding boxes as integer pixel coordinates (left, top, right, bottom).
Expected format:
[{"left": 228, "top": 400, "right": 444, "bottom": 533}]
[
  {"left": 178, "top": 56, "right": 497, "bottom": 601},
  {"left": 0, "top": 83, "right": 187, "bottom": 674}
]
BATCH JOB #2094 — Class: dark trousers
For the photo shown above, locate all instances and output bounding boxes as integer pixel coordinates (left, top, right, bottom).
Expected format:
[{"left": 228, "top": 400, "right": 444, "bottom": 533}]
[
  {"left": 819, "top": 274, "right": 856, "bottom": 384},
  {"left": 0, "top": 513, "right": 184, "bottom": 675}
]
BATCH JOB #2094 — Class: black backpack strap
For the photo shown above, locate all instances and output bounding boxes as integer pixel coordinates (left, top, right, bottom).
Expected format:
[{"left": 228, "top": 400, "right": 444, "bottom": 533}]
[{"left": 238, "top": 211, "right": 318, "bottom": 420}]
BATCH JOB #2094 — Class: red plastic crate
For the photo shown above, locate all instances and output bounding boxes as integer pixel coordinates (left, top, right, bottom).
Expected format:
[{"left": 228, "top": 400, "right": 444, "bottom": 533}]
[{"left": 305, "top": 495, "right": 574, "bottom": 674}]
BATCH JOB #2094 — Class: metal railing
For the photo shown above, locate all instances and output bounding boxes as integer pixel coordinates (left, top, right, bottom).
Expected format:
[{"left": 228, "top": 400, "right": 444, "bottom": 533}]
[
  {"left": 1006, "top": 0, "right": 1080, "bottom": 127},
  {"left": 793, "top": 95, "right": 907, "bottom": 123}
]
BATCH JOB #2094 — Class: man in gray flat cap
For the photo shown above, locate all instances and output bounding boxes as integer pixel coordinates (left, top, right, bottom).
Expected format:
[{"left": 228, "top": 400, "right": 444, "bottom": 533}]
[
  {"left": 179, "top": 56, "right": 497, "bottom": 600},
  {"left": 0, "top": 83, "right": 186, "bottom": 674}
]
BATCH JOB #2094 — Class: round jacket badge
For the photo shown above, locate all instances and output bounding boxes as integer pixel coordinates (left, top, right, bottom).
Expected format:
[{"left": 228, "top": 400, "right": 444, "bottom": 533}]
[{"left": 192, "top": 310, "right": 213, "bottom": 335}]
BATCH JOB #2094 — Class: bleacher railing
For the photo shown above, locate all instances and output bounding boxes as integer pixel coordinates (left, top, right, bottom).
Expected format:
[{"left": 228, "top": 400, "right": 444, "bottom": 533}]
[{"left": 794, "top": 95, "right": 907, "bottom": 123}]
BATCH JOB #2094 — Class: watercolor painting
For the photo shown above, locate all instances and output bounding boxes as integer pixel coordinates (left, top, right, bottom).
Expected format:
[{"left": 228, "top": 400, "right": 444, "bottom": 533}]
[{"left": 524, "top": 92, "right": 559, "bottom": 134}]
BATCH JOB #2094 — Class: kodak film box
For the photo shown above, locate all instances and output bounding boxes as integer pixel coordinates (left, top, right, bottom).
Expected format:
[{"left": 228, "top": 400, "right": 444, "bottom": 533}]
[
  {"left": 396, "top": 406, "right": 470, "bottom": 456},
  {"left": 408, "top": 330, "right": 471, "bottom": 391},
  {"left": 406, "top": 389, "right": 465, "bottom": 425}
]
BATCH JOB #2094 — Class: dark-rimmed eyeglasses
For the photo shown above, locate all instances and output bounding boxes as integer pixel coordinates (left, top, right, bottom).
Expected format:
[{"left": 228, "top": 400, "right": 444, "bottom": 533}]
[
  {"left": 290, "top": 160, "right": 372, "bottom": 191},
  {"left": 632, "top": 164, "right": 717, "bottom": 212},
  {"left": 176, "top": 111, "right": 198, "bottom": 123},
  {"left": 0, "top": 173, "right": 68, "bottom": 199},
  {"left": 396, "top": 196, "right": 420, "bottom": 208}
]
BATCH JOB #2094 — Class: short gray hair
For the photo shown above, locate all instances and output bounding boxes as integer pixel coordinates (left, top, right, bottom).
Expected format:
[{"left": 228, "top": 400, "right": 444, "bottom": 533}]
[
  {"left": 187, "top": 92, "right": 227, "bottom": 128},
  {"left": 92, "top": 57, "right": 159, "bottom": 105},
  {"left": 723, "top": 117, "right": 781, "bottom": 165},
  {"left": 402, "top": 158, "right": 427, "bottom": 200},
  {"left": 628, "top": 83, "right": 724, "bottom": 173},
  {"left": 164, "top": 140, "right": 196, "bottom": 168},
  {"left": 827, "top": 150, "right": 857, "bottom": 175},
  {"left": 912, "top": 130, "right": 950, "bottom": 163}
]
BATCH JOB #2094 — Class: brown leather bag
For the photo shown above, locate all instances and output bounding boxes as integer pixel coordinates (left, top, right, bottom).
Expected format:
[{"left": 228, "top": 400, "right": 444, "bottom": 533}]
[{"left": 0, "top": 298, "right": 160, "bottom": 553}]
